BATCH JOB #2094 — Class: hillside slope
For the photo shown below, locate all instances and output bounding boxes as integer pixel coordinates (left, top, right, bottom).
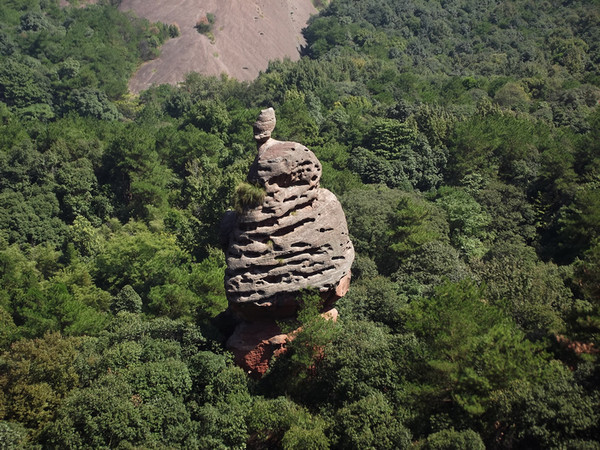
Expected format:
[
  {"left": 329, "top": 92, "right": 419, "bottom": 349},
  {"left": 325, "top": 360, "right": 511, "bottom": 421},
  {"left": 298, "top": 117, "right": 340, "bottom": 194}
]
[{"left": 120, "top": 0, "right": 317, "bottom": 93}]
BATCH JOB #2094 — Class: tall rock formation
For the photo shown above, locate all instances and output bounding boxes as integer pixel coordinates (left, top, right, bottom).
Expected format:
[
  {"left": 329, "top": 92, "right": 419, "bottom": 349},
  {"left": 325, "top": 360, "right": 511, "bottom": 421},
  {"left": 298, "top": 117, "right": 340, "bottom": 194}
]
[{"left": 221, "top": 108, "right": 354, "bottom": 376}]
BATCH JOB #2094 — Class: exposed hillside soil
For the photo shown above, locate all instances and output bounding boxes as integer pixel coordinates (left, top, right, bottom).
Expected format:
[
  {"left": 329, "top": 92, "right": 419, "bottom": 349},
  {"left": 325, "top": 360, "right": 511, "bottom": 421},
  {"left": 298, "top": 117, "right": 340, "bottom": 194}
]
[{"left": 119, "top": 0, "right": 317, "bottom": 93}]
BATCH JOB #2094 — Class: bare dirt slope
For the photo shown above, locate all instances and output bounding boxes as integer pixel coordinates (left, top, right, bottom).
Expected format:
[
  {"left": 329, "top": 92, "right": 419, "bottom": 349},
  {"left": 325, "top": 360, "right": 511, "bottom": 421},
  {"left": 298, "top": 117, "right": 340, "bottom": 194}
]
[{"left": 119, "top": 0, "right": 317, "bottom": 93}]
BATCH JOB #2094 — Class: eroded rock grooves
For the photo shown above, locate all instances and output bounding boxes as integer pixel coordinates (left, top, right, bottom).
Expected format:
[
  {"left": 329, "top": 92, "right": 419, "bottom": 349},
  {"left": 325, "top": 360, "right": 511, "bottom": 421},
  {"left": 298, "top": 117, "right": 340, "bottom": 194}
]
[{"left": 221, "top": 108, "right": 354, "bottom": 376}]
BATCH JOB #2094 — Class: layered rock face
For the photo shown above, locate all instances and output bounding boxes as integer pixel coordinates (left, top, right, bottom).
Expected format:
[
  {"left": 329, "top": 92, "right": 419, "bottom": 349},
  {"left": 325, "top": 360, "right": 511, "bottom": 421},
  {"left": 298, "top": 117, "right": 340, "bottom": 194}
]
[{"left": 221, "top": 108, "right": 354, "bottom": 376}]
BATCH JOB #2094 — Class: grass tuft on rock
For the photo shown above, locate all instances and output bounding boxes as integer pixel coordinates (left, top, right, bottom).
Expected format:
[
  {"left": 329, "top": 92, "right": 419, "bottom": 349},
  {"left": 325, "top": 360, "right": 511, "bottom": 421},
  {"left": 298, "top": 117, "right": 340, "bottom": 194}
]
[{"left": 235, "top": 182, "right": 266, "bottom": 213}]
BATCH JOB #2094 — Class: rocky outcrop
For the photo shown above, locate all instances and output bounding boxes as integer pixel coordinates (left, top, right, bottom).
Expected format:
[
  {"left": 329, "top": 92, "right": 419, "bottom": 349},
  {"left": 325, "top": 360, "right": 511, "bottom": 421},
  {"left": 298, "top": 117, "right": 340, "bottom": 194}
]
[{"left": 221, "top": 108, "right": 354, "bottom": 376}]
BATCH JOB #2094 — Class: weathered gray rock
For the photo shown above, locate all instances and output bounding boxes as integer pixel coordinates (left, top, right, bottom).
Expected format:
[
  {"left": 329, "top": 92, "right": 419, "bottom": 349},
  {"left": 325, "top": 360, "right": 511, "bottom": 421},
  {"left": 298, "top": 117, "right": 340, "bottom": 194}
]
[{"left": 222, "top": 108, "right": 354, "bottom": 320}]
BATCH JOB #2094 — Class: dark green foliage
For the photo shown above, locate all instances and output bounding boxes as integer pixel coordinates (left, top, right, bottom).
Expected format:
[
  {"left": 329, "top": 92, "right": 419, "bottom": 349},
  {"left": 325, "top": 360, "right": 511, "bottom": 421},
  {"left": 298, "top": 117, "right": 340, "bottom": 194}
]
[
  {"left": 194, "top": 364, "right": 251, "bottom": 449},
  {"left": 472, "top": 253, "right": 574, "bottom": 337},
  {"left": 405, "top": 281, "right": 550, "bottom": 426},
  {"left": 0, "top": 188, "right": 67, "bottom": 248},
  {"left": 195, "top": 13, "right": 215, "bottom": 35},
  {"left": 446, "top": 113, "right": 545, "bottom": 185},
  {"left": 340, "top": 186, "right": 406, "bottom": 274},
  {"left": 339, "top": 275, "right": 407, "bottom": 330},
  {"left": 558, "top": 187, "right": 600, "bottom": 260},
  {"left": 112, "top": 285, "right": 142, "bottom": 314},
  {"left": 393, "top": 241, "right": 471, "bottom": 298},
  {"left": 332, "top": 393, "right": 411, "bottom": 449},
  {"left": 311, "top": 320, "right": 405, "bottom": 407},
  {"left": 44, "top": 375, "right": 197, "bottom": 448},
  {"left": 262, "top": 291, "right": 338, "bottom": 403},
  {"left": 491, "top": 362, "right": 599, "bottom": 449},
  {"left": 66, "top": 87, "right": 121, "bottom": 120},
  {"left": 353, "top": 118, "right": 447, "bottom": 190},
  {"left": 572, "top": 241, "right": 600, "bottom": 346},
  {"left": 575, "top": 241, "right": 600, "bottom": 306}
]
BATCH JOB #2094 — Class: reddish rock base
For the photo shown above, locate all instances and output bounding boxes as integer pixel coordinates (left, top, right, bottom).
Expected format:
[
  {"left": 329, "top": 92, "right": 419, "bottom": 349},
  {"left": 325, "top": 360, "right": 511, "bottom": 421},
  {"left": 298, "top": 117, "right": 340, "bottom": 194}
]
[
  {"left": 227, "top": 308, "right": 338, "bottom": 378},
  {"left": 229, "top": 273, "right": 351, "bottom": 322}
]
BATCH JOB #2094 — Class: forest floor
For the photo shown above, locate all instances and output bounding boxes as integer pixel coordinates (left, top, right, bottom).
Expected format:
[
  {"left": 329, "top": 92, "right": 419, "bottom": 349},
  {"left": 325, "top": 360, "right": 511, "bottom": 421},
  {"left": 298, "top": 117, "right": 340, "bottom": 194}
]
[{"left": 119, "top": 0, "right": 317, "bottom": 93}]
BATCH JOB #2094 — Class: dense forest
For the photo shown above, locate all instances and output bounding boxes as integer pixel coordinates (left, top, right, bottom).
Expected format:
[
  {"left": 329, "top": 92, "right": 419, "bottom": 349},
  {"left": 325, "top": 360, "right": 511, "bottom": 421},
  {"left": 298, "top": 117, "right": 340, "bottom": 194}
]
[{"left": 1, "top": 0, "right": 599, "bottom": 447}]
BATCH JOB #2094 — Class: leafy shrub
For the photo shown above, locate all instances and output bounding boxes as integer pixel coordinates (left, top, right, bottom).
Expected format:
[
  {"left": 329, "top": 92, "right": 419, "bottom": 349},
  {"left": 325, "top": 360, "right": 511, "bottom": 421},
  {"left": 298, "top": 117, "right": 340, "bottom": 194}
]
[{"left": 195, "top": 13, "right": 215, "bottom": 34}]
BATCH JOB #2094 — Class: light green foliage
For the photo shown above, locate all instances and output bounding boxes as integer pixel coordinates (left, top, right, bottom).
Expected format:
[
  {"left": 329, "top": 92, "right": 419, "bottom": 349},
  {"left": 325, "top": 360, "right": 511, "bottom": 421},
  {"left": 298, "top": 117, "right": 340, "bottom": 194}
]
[
  {"left": 414, "top": 103, "right": 456, "bottom": 148},
  {"left": 436, "top": 187, "right": 492, "bottom": 259},
  {"left": 50, "top": 259, "right": 113, "bottom": 313},
  {"left": 0, "top": 421, "right": 28, "bottom": 449},
  {"left": 188, "top": 247, "right": 228, "bottom": 319},
  {"left": 247, "top": 396, "right": 329, "bottom": 449},
  {"left": 281, "top": 424, "right": 329, "bottom": 450},
  {"left": 0, "top": 332, "right": 83, "bottom": 430},
  {"left": 388, "top": 195, "right": 446, "bottom": 260},
  {"left": 288, "top": 291, "right": 337, "bottom": 369},
  {"left": 185, "top": 99, "right": 231, "bottom": 137},
  {"left": 423, "top": 428, "right": 485, "bottom": 450},
  {"left": 85, "top": 221, "right": 227, "bottom": 320},
  {"left": 0, "top": 244, "right": 108, "bottom": 340},
  {"left": 69, "top": 215, "right": 105, "bottom": 257},
  {"left": 312, "top": 142, "right": 364, "bottom": 194},
  {"left": 94, "top": 223, "right": 181, "bottom": 305}
]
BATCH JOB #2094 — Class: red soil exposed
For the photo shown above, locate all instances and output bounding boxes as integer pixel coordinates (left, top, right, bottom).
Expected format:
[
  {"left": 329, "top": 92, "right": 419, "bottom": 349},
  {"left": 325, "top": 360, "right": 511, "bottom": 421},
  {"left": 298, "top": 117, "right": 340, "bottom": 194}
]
[{"left": 119, "top": 0, "right": 317, "bottom": 93}]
